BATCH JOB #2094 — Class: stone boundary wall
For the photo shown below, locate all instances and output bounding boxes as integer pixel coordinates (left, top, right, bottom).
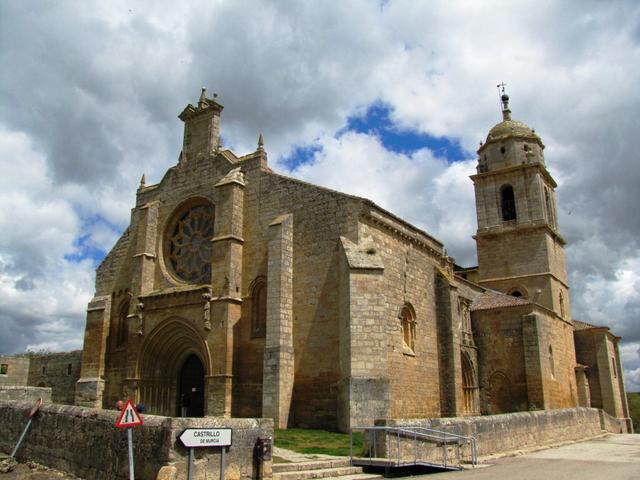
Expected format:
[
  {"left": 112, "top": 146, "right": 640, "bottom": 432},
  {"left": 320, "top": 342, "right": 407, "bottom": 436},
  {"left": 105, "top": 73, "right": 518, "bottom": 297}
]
[
  {"left": 0, "top": 387, "right": 51, "bottom": 403},
  {"left": 0, "top": 401, "right": 273, "bottom": 480},
  {"left": 598, "top": 409, "right": 629, "bottom": 433},
  {"left": 377, "top": 407, "right": 613, "bottom": 458}
]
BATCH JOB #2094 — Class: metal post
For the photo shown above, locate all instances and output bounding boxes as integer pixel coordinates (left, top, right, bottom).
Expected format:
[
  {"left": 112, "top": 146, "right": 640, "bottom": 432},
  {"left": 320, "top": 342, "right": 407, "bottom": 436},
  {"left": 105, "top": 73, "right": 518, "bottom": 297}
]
[
  {"left": 127, "top": 428, "right": 135, "bottom": 480},
  {"left": 220, "top": 446, "right": 226, "bottom": 480},
  {"left": 188, "top": 447, "right": 194, "bottom": 480},
  {"left": 10, "top": 418, "right": 33, "bottom": 458},
  {"left": 396, "top": 430, "right": 400, "bottom": 466}
]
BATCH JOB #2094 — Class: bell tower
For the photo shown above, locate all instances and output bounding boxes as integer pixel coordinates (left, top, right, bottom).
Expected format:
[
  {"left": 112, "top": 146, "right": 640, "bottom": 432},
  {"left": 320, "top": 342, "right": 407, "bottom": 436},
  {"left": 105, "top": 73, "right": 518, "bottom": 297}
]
[{"left": 471, "top": 88, "right": 570, "bottom": 320}]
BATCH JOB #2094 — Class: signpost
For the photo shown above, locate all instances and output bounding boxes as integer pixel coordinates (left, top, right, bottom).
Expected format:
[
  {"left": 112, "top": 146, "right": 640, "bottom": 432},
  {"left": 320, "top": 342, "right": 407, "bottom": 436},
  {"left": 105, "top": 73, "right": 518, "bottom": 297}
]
[
  {"left": 115, "top": 400, "right": 143, "bottom": 480},
  {"left": 178, "top": 428, "right": 232, "bottom": 480},
  {"left": 11, "top": 397, "right": 43, "bottom": 458}
]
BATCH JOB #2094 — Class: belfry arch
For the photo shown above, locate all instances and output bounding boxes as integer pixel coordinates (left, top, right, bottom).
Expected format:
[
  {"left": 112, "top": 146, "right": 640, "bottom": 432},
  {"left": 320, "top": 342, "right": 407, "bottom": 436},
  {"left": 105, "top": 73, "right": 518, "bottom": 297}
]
[{"left": 137, "top": 318, "right": 211, "bottom": 417}]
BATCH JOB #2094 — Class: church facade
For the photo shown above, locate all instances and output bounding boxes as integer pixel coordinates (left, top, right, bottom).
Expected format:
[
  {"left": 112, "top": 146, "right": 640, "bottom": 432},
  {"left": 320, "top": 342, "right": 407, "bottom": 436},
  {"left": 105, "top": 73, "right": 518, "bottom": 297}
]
[{"left": 75, "top": 89, "right": 631, "bottom": 432}]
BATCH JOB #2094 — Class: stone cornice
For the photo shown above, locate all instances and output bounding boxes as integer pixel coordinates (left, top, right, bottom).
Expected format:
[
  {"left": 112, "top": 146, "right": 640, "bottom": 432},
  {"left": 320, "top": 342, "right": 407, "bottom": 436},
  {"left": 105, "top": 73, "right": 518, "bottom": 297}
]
[{"left": 470, "top": 162, "right": 557, "bottom": 188}]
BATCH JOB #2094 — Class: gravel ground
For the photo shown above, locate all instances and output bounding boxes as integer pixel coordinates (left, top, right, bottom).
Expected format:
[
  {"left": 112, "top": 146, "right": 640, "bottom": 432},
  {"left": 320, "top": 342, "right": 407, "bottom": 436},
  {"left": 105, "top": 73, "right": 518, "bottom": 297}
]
[{"left": 0, "top": 456, "right": 82, "bottom": 480}]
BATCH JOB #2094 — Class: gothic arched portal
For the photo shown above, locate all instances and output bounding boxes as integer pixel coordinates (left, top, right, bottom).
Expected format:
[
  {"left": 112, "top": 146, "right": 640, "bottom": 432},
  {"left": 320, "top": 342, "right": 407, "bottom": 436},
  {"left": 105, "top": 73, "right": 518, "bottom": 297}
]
[{"left": 137, "top": 318, "right": 211, "bottom": 417}]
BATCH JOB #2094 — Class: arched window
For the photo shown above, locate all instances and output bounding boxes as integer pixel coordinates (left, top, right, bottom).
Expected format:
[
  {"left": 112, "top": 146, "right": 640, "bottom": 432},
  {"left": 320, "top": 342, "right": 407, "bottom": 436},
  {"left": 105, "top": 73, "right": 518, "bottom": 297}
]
[
  {"left": 549, "top": 345, "right": 555, "bottom": 379},
  {"left": 500, "top": 185, "right": 517, "bottom": 221},
  {"left": 511, "top": 290, "right": 522, "bottom": 297},
  {"left": 116, "top": 300, "right": 130, "bottom": 346},
  {"left": 251, "top": 278, "right": 267, "bottom": 338},
  {"left": 400, "top": 304, "right": 416, "bottom": 353}
]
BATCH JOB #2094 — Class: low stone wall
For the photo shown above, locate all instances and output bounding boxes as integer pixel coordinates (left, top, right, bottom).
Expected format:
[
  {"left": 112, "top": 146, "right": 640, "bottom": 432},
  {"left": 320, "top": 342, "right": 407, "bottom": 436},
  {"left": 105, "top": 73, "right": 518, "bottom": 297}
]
[
  {"left": 0, "top": 401, "right": 273, "bottom": 480},
  {"left": 598, "top": 409, "right": 630, "bottom": 433},
  {"left": 0, "top": 387, "right": 51, "bottom": 403},
  {"left": 376, "top": 407, "right": 610, "bottom": 458}
]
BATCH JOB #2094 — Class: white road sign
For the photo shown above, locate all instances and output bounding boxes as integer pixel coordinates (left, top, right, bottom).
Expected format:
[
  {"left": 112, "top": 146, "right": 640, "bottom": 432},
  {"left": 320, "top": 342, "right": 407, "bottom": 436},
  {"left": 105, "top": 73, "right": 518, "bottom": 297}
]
[{"left": 179, "top": 428, "right": 232, "bottom": 448}]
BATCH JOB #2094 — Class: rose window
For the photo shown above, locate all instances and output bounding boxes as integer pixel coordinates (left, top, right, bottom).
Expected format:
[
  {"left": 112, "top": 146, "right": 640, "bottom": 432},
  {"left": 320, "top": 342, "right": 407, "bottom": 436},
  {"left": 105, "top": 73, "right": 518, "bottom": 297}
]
[{"left": 167, "top": 204, "right": 214, "bottom": 283}]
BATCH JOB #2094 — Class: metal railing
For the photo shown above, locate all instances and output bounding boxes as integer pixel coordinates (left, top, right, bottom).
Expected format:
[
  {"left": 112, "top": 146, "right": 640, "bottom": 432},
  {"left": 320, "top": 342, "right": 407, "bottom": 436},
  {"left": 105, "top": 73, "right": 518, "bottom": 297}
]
[{"left": 349, "top": 425, "right": 477, "bottom": 470}]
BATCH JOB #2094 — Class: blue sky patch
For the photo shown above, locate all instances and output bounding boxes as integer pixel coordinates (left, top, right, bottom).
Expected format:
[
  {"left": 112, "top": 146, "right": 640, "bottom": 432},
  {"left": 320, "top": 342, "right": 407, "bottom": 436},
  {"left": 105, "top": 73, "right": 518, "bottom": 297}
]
[
  {"left": 281, "top": 102, "right": 468, "bottom": 170},
  {"left": 344, "top": 102, "right": 467, "bottom": 160},
  {"left": 64, "top": 214, "right": 119, "bottom": 266}
]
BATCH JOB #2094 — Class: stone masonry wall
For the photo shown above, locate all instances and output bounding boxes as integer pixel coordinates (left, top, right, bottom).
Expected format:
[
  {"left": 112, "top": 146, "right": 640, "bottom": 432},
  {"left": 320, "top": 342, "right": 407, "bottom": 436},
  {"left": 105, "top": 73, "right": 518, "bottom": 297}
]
[
  {"left": 0, "top": 356, "right": 29, "bottom": 387},
  {"left": 0, "top": 400, "right": 273, "bottom": 480},
  {"left": 379, "top": 407, "right": 607, "bottom": 458},
  {"left": 0, "top": 387, "right": 51, "bottom": 403},
  {"left": 27, "top": 351, "right": 82, "bottom": 405}
]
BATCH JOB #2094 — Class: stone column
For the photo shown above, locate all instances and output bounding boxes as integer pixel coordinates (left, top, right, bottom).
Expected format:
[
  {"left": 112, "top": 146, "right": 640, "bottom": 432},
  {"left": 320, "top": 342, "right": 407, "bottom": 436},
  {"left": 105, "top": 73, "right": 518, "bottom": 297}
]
[
  {"left": 75, "top": 296, "right": 111, "bottom": 407},
  {"left": 262, "top": 213, "right": 294, "bottom": 428},
  {"left": 208, "top": 168, "right": 245, "bottom": 416}
]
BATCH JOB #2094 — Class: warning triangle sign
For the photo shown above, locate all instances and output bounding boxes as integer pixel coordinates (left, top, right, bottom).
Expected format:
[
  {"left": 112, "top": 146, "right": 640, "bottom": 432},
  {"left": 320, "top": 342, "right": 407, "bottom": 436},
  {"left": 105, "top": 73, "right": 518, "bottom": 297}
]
[{"left": 115, "top": 400, "right": 143, "bottom": 428}]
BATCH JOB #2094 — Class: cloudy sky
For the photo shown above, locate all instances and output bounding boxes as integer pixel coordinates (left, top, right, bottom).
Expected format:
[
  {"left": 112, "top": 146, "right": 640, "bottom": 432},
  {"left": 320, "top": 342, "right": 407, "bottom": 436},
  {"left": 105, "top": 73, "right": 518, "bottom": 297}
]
[{"left": 1, "top": 1, "right": 640, "bottom": 391}]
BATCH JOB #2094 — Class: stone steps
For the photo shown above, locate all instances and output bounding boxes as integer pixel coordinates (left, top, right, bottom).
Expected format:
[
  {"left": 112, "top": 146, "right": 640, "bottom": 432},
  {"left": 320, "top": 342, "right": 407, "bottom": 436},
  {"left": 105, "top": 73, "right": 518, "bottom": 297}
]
[{"left": 273, "top": 458, "right": 382, "bottom": 480}]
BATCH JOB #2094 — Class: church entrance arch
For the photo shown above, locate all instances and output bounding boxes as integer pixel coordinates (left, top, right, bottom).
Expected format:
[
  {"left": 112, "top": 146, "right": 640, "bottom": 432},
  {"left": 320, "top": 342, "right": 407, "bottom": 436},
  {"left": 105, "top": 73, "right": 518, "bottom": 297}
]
[
  {"left": 178, "top": 354, "right": 205, "bottom": 417},
  {"left": 137, "top": 318, "right": 211, "bottom": 417}
]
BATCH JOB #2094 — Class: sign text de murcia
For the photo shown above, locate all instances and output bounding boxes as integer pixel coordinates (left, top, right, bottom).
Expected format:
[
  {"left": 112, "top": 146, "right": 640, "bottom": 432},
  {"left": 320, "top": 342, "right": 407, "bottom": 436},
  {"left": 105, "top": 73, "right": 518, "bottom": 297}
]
[{"left": 179, "top": 428, "right": 232, "bottom": 448}]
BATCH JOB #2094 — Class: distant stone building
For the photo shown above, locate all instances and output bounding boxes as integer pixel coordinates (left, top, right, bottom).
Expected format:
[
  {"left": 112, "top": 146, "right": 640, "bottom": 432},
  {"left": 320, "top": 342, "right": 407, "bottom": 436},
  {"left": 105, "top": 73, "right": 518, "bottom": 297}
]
[
  {"left": 74, "top": 88, "right": 631, "bottom": 431},
  {"left": 0, "top": 351, "right": 81, "bottom": 404}
]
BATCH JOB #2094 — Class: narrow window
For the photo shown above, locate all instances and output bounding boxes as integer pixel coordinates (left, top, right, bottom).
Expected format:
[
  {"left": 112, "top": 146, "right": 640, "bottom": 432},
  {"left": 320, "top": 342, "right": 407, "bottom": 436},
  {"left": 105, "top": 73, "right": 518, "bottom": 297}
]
[
  {"left": 500, "top": 185, "right": 517, "bottom": 221},
  {"left": 559, "top": 292, "right": 565, "bottom": 318},
  {"left": 612, "top": 358, "right": 617, "bottom": 378},
  {"left": 67, "top": 363, "right": 72, "bottom": 375},
  {"left": 117, "top": 300, "right": 130, "bottom": 346},
  {"left": 41, "top": 366, "right": 46, "bottom": 375},
  {"left": 549, "top": 345, "right": 555, "bottom": 379},
  {"left": 251, "top": 278, "right": 267, "bottom": 338},
  {"left": 401, "top": 305, "right": 416, "bottom": 353},
  {"left": 0, "top": 364, "right": 8, "bottom": 375}
]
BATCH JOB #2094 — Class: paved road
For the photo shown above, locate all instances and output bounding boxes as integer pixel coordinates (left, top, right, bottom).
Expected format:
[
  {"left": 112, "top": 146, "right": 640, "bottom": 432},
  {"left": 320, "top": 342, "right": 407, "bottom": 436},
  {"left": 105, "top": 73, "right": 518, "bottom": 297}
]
[{"left": 424, "top": 434, "right": 640, "bottom": 480}]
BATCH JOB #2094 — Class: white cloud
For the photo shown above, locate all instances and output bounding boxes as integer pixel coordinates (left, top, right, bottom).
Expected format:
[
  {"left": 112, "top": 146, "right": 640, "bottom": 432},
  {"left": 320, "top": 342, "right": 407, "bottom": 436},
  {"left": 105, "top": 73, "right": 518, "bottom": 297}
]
[{"left": 1, "top": 0, "right": 639, "bottom": 388}]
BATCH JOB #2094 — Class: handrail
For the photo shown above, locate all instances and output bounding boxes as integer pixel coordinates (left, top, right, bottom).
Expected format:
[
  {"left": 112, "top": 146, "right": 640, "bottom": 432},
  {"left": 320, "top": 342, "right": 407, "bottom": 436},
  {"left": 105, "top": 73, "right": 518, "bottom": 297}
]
[{"left": 350, "top": 425, "right": 477, "bottom": 468}]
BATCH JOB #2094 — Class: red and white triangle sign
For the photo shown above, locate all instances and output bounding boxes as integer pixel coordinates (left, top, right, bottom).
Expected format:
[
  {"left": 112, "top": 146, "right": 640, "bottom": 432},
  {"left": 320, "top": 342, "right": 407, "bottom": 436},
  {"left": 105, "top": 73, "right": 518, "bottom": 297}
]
[{"left": 115, "top": 399, "right": 143, "bottom": 428}]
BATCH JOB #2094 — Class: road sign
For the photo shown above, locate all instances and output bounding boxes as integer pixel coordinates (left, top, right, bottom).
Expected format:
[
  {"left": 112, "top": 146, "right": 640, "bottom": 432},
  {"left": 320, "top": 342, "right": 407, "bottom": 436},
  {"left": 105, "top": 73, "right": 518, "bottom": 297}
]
[
  {"left": 179, "top": 428, "right": 232, "bottom": 448},
  {"left": 115, "top": 399, "right": 143, "bottom": 428}
]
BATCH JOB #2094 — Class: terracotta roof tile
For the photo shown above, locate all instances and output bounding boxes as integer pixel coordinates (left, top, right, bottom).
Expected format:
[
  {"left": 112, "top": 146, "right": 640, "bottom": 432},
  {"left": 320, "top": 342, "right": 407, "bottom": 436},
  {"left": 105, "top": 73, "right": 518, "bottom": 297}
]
[
  {"left": 573, "top": 319, "right": 602, "bottom": 331},
  {"left": 471, "top": 290, "right": 531, "bottom": 311}
]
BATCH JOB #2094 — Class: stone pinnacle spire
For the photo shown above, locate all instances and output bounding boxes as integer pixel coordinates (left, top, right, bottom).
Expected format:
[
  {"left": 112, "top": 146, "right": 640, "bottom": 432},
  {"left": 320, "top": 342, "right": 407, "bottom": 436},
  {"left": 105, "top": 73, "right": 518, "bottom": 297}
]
[
  {"left": 198, "top": 87, "right": 207, "bottom": 109},
  {"left": 497, "top": 82, "right": 511, "bottom": 121},
  {"left": 257, "top": 133, "right": 264, "bottom": 151}
]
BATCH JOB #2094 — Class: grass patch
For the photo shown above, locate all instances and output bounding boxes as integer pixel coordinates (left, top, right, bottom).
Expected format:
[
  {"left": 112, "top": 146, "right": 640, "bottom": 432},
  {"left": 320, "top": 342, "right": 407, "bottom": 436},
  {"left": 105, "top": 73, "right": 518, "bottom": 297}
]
[
  {"left": 627, "top": 392, "right": 640, "bottom": 432},
  {"left": 274, "top": 428, "right": 363, "bottom": 457}
]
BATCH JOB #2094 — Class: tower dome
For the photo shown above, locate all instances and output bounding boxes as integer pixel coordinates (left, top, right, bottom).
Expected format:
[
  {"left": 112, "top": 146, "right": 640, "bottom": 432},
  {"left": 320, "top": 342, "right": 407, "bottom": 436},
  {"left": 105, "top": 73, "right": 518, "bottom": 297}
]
[{"left": 477, "top": 90, "right": 545, "bottom": 173}]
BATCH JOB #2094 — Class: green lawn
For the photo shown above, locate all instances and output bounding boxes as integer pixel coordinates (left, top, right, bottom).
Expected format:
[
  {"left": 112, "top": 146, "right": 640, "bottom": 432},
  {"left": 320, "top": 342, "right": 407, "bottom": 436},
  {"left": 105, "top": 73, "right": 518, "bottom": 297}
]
[
  {"left": 627, "top": 392, "right": 640, "bottom": 432},
  {"left": 274, "top": 428, "right": 363, "bottom": 457}
]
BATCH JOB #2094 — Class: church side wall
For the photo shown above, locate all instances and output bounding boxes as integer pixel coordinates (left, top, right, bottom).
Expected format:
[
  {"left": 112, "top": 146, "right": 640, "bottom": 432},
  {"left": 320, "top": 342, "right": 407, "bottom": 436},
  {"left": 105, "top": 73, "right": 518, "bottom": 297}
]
[
  {"left": 473, "top": 307, "right": 529, "bottom": 414},
  {"left": 534, "top": 314, "right": 578, "bottom": 409},
  {"left": 357, "top": 220, "right": 442, "bottom": 419},
  {"left": 574, "top": 330, "right": 603, "bottom": 408},
  {"left": 239, "top": 171, "right": 361, "bottom": 428}
]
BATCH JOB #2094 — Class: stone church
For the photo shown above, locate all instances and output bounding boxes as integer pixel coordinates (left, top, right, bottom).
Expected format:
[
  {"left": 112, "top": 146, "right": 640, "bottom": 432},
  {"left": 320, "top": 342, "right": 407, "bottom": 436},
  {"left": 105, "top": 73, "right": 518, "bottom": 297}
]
[{"left": 74, "top": 88, "right": 631, "bottom": 432}]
